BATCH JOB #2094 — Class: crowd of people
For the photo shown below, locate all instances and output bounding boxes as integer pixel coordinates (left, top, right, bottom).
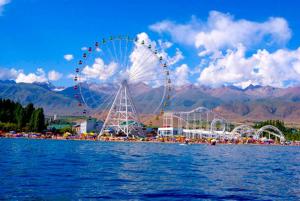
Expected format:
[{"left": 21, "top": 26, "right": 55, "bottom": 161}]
[{"left": 2, "top": 131, "right": 299, "bottom": 146}]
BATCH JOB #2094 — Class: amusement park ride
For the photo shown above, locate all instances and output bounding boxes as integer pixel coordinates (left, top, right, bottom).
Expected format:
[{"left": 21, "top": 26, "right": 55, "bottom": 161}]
[
  {"left": 73, "top": 35, "right": 172, "bottom": 137},
  {"left": 73, "top": 34, "right": 286, "bottom": 142},
  {"left": 159, "top": 108, "right": 286, "bottom": 143}
]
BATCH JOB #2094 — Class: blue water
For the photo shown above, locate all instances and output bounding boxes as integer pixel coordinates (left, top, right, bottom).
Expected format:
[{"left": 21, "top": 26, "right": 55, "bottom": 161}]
[{"left": 0, "top": 139, "right": 299, "bottom": 200}]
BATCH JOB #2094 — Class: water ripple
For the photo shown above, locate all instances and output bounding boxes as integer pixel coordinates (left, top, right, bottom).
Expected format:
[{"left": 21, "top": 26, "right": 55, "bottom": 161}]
[{"left": 0, "top": 138, "right": 299, "bottom": 200}]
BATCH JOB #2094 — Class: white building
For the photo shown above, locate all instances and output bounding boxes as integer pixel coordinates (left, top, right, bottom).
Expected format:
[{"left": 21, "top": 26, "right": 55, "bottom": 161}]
[
  {"left": 158, "top": 127, "right": 182, "bottom": 137},
  {"left": 80, "top": 118, "right": 103, "bottom": 134}
]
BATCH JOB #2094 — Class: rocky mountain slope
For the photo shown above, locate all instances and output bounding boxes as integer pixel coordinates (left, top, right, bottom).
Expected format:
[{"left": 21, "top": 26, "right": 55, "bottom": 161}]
[{"left": 1, "top": 80, "right": 300, "bottom": 124}]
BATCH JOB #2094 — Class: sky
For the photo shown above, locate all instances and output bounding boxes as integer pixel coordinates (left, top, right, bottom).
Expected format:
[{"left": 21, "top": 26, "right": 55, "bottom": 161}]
[{"left": 1, "top": 0, "right": 300, "bottom": 88}]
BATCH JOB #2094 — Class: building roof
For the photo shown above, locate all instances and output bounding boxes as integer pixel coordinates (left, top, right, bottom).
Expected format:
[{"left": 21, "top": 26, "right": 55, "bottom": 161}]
[{"left": 47, "top": 124, "right": 72, "bottom": 129}]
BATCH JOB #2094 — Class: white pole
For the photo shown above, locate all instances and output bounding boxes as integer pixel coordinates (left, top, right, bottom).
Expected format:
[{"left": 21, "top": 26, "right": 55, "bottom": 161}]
[{"left": 125, "top": 84, "right": 129, "bottom": 137}]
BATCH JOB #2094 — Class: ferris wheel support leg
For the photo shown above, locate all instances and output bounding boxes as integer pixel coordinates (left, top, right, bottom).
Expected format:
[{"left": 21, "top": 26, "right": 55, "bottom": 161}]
[
  {"left": 98, "top": 86, "right": 122, "bottom": 139},
  {"left": 125, "top": 81, "right": 141, "bottom": 136},
  {"left": 98, "top": 80, "right": 140, "bottom": 139},
  {"left": 124, "top": 83, "right": 129, "bottom": 137}
]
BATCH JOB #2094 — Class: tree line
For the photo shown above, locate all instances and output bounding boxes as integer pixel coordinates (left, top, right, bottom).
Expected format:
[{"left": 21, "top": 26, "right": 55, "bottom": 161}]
[{"left": 0, "top": 99, "right": 45, "bottom": 132}]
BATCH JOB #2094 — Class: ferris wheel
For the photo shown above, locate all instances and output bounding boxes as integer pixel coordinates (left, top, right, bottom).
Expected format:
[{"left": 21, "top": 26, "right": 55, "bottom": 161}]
[{"left": 73, "top": 34, "right": 172, "bottom": 137}]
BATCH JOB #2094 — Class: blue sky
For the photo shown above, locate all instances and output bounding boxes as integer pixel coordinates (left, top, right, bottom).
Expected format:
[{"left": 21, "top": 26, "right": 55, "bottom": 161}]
[{"left": 1, "top": 0, "right": 300, "bottom": 88}]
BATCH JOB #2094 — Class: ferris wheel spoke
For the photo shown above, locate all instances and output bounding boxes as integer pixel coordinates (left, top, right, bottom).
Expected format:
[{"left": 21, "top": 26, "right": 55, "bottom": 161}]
[
  {"left": 93, "top": 94, "right": 116, "bottom": 119},
  {"left": 100, "top": 43, "right": 125, "bottom": 81},
  {"left": 83, "top": 84, "right": 106, "bottom": 109},
  {"left": 127, "top": 44, "right": 149, "bottom": 75},
  {"left": 133, "top": 42, "right": 162, "bottom": 77},
  {"left": 111, "top": 39, "right": 120, "bottom": 65},
  {"left": 129, "top": 63, "right": 154, "bottom": 81},
  {"left": 118, "top": 39, "right": 124, "bottom": 68},
  {"left": 129, "top": 63, "right": 159, "bottom": 81},
  {"left": 129, "top": 67, "right": 151, "bottom": 80},
  {"left": 124, "top": 40, "right": 134, "bottom": 71},
  {"left": 104, "top": 41, "right": 118, "bottom": 64},
  {"left": 82, "top": 89, "right": 101, "bottom": 108},
  {"left": 130, "top": 61, "right": 160, "bottom": 78},
  {"left": 85, "top": 87, "right": 116, "bottom": 113},
  {"left": 138, "top": 77, "right": 167, "bottom": 84},
  {"left": 78, "top": 83, "right": 88, "bottom": 107},
  {"left": 100, "top": 92, "right": 115, "bottom": 105},
  {"left": 78, "top": 51, "right": 107, "bottom": 110},
  {"left": 158, "top": 83, "right": 168, "bottom": 111},
  {"left": 124, "top": 40, "right": 135, "bottom": 73},
  {"left": 130, "top": 47, "right": 153, "bottom": 71},
  {"left": 122, "top": 38, "right": 129, "bottom": 70},
  {"left": 130, "top": 70, "right": 160, "bottom": 82},
  {"left": 95, "top": 93, "right": 116, "bottom": 113},
  {"left": 135, "top": 77, "right": 166, "bottom": 87},
  {"left": 129, "top": 50, "right": 158, "bottom": 79}
]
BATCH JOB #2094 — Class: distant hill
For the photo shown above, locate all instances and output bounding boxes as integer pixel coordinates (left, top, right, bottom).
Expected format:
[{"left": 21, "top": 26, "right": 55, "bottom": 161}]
[
  {"left": 0, "top": 80, "right": 79, "bottom": 115},
  {"left": 1, "top": 80, "right": 300, "bottom": 124}
]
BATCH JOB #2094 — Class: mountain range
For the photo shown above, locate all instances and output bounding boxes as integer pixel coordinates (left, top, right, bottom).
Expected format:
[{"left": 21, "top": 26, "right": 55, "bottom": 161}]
[{"left": 0, "top": 80, "right": 300, "bottom": 125}]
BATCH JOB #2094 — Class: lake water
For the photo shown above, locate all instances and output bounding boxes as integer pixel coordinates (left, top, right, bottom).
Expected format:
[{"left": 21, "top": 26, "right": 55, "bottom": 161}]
[{"left": 0, "top": 138, "right": 299, "bottom": 200}]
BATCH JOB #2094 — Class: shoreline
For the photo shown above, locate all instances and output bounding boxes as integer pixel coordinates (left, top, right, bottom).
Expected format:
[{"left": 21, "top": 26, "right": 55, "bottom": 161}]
[{"left": 1, "top": 135, "right": 299, "bottom": 146}]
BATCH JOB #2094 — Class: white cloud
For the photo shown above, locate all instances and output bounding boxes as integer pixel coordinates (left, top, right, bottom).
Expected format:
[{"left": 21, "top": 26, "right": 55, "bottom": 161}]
[
  {"left": 82, "top": 58, "right": 118, "bottom": 81},
  {"left": 142, "top": 33, "right": 184, "bottom": 67},
  {"left": 48, "top": 70, "right": 62, "bottom": 81},
  {"left": 168, "top": 48, "right": 184, "bottom": 66},
  {"left": 198, "top": 45, "right": 300, "bottom": 88},
  {"left": 158, "top": 40, "right": 173, "bottom": 49},
  {"left": 194, "top": 11, "right": 291, "bottom": 57},
  {"left": 67, "top": 73, "right": 74, "bottom": 79},
  {"left": 0, "top": 68, "right": 21, "bottom": 80},
  {"left": 127, "top": 32, "right": 184, "bottom": 86},
  {"left": 127, "top": 33, "right": 163, "bottom": 86},
  {"left": 150, "top": 11, "right": 291, "bottom": 57},
  {"left": 0, "top": 67, "right": 63, "bottom": 83},
  {"left": 15, "top": 68, "right": 48, "bottom": 83},
  {"left": 150, "top": 11, "right": 298, "bottom": 88},
  {"left": 150, "top": 17, "right": 200, "bottom": 46},
  {"left": 253, "top": 48, "right": 300, "bottom": 87},
  {"left": 0, "top": 0, "right": 10, "bottom": 15},
  {"left": 173, "top": 64, "right": 190, "bottom": 86},
  {"left": 64, "top": 54, "right": 74, "bottom": 61}
]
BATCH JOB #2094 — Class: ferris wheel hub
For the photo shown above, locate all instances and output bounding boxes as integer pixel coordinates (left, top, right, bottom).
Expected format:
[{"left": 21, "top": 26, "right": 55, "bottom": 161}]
[{"left": 121, "top": 79, "right": 128, "bottom": 85}]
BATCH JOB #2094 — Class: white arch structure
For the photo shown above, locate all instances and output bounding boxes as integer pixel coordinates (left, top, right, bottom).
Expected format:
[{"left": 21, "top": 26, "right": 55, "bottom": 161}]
[
  {"left": 210, "top": 118, "right": 226, "bottom": 133},
  {"left": 256, "top": 125, "right": 286, "bottom": 142},
  {"left": 231, "top": 124, "right": 256, "bottom": 138},
  {"left": 230, "top": 124, "right": 286, "bottom": 142}
]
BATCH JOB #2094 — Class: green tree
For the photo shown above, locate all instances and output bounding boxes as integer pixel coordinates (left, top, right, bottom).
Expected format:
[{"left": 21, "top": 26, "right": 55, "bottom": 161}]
[
  {"left": 35, "top": 108, "right": 45, "bottom": 132},
  {"left": 15, "top": 104, "right": 26, "bottom": 130},
  {"left": 0, "top": 99, "right": 15, "bottom": 122},
  {"left": 29, "top": 108, "right": 45, "bottom": 132},
  {"left": 0, "top": 99, "right": 46, "bottom": 133},
  {"left": 25, "top": 103, "right": 35, "bottom": 122}
]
